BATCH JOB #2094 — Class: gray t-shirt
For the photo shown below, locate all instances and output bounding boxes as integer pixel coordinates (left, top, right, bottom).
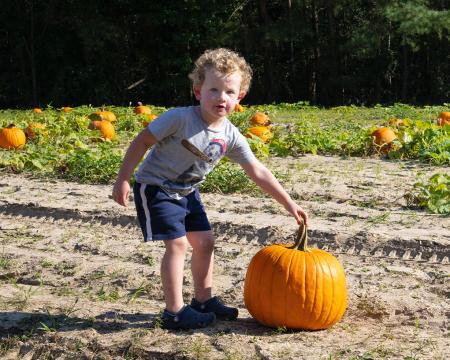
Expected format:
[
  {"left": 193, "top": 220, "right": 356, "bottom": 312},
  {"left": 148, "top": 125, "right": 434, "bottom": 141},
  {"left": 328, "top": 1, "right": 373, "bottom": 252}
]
[{"left": 135, "top": 106, "right": 256, "bottom": 199}]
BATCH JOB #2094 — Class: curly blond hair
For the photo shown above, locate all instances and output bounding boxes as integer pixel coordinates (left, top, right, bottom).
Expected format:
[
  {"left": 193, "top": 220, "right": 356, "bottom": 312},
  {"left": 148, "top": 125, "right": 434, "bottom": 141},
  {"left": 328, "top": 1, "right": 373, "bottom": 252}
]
[{"left": 188, "top": 48, "right": 253, "bottom": 94}]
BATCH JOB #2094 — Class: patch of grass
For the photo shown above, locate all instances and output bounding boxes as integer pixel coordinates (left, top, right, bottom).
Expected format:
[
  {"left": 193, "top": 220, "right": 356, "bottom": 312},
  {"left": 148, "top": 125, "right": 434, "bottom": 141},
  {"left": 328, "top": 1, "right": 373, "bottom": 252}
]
[
  {"left": 96, "top": 286, "right": 120, "bottom": 302},
  {"left": 0, "top": 253, "right": 12, "bottom": 270},
  {"left": 183, "top": 337, "right": 213, "bottom": 360}
]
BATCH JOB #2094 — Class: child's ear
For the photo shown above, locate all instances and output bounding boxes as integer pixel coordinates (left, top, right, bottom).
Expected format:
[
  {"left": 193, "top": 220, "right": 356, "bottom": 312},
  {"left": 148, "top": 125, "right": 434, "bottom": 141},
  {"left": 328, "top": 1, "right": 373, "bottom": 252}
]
[
  {"left": 238, "top": 91, "right": 246, "bottom": 101},
  {"left": 193, "top": 86, "right": 201, "bottom": 100}
]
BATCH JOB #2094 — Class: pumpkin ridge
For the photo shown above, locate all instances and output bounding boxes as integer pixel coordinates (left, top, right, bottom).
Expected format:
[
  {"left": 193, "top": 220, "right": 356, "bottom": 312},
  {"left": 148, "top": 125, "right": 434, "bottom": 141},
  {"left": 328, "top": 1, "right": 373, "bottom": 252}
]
[
  {"left": 327, "top": 261, "right": 348, "bottom": 326},
  {"left": 305, "top": 252, "right": 318, "bottom": 316},
  {"left": 283, "top": 248, "right": 296, "bottom": 327},
  {"left": 267, "top": 246, "right": 287, "bottom": 327},
  {"left": 321, "top": 255, "right": 335, "bottom": 326},
  {"left": 249, "top": 249, "right": 269, "bottom": 322},
  {"left": 310, "top": 251, "right": 321, "bottom": 323},
  {"left": 254, "top": 246, "right": 281, "bottom": 325}
]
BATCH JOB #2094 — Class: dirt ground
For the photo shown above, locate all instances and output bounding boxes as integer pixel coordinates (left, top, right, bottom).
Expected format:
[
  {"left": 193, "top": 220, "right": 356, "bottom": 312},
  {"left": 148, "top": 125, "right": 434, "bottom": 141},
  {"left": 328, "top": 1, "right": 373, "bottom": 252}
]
[{"left": 0, "top": 154, "right": 448, "bottom": 359}]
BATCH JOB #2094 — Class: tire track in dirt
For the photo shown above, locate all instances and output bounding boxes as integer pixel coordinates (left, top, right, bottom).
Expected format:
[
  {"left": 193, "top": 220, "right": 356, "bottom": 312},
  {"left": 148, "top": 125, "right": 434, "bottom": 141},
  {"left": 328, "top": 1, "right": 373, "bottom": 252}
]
[{"left": 1, "top": 201, "right": 448, "bottom": 264}]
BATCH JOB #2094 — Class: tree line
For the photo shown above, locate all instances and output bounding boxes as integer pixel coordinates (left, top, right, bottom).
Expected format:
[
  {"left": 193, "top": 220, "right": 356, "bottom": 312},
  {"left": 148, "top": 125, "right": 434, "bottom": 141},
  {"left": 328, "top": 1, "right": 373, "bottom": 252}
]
[{"left": 1, "top": 0, "right": 449, "bottom": 109}]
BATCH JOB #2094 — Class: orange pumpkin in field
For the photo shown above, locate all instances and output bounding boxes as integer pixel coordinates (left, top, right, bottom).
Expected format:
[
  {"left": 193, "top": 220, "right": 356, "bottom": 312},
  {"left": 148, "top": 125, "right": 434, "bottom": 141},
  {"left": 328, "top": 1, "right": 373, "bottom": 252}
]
[
  {"left": 61, "top": 107, "right": 72, "bottom": 113},
  {"left": 89, "top": 120, "right": 115, "bottom": 140},
  {"left": 244, "top": 224, "right": 348, "bottom": 330},
  {"left": 246, "top": 126, "right": 273, "bottom": 143},
  {"left": 134, "top": 102, "right": 152, "bottom": 115},
  {"left": 234, "top": 103, "right": 245, "bottom": 112},
  {"left": 142, "top": 114, "right": 158, "bottom": 127},
  {"left": 25, "top": 122, "right": 47, "bottom": 139},
  {"left": 32, "top": 108, "right": 43, "bottom": 114},
  {"left": 437, "top": 112, "right": 450, "bottom": 126},
  {"left": 371, "top": 127, "right": 397, "bottom": 154},
  {"left": 0, "top": 124, "right": 26, "bottom": 149},
  {"left": 89, "top": 110, "right": 117, "bottom": 123},
  {"left": 371, "top": 127, "right": 397, "bottom": 145},
  {"left": 250, "top": 111, "right": 271, "bottom": 126}
]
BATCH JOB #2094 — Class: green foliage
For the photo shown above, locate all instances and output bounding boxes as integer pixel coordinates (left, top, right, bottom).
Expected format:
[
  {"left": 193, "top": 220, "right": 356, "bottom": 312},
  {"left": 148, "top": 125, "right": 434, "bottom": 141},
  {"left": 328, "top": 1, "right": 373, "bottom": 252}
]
[
  {"left": 388, "top": 121, "right": 450, "bottom": 165},
  {"left": 60, "top": 144, "right": 123, "bottom": 184},
  {"left": 0, "top": 104, "right": 448, "bottom": 191},
  {"left": 406, "top": 173, "right": 450, "bottom": 214},
  {"left": 201, "top": 159, "right": 261, "bottom": 195}
]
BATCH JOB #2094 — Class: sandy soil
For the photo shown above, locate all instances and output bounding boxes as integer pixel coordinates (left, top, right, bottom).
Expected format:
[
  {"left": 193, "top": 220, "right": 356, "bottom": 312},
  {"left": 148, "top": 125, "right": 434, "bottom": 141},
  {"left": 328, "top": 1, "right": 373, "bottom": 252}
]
[{"left": 0, "top": 154, "right": 448, "bottom": 359}]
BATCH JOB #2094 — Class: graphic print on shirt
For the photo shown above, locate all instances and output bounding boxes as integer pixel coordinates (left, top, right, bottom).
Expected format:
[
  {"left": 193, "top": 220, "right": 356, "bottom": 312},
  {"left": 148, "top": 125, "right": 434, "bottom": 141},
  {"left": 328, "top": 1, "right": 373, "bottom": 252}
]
[{"left": 176, "top": 138, "right": 228, "bottom": 184}]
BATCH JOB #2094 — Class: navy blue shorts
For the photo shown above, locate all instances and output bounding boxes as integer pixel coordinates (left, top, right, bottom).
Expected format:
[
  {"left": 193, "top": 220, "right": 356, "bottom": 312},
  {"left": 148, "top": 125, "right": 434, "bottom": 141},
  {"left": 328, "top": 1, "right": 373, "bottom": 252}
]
[{"left": 133, "top": 182, "right": 211, "bottom": 241}]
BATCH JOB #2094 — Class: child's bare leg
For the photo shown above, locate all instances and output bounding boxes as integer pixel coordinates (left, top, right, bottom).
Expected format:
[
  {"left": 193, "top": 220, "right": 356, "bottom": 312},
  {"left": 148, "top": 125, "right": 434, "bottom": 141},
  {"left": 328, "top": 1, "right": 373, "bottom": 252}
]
[
  {"left": 161, "top": 237, "right": 188, "bottom": 313},
  {"left": 187, "top": 230, "right": 215, "bottom": 302}
]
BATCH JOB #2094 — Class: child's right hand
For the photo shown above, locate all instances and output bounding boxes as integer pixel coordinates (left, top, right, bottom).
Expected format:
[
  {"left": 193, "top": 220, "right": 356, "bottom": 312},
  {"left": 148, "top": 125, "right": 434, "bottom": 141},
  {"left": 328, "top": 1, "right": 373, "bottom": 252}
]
[{"left": 112, "top": 179, "right": 130, "bottom": 207}]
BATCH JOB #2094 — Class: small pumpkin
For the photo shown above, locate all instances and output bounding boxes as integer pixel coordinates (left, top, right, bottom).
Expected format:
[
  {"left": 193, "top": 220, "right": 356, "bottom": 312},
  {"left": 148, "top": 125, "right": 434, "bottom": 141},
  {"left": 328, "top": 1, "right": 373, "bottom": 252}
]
[
  {"left": 250, "top": 112, "right": 271, "bottom": 126},
  {"left": 142, "top": 114, "right": 158, "bottom": 127},
  {"left": 134, "top": 102, "right": 152, "bottom": 115},
  {"left": 61, "top": 107, "right": 72, "bottom": 113},
  {"left": 0, "top": 124, "right": 26, "bottom": 149},
  {"left": 234, "top": 103, "right": 245, "bottom": 112},
  {"left": 25, "top": 122, "right": 47, "bottom": 139},
  {"left": 89, "top": 120, "right": 115, "bottom": 140},
  {"left": 244, "top": 224, "right": 348, "bottom": 330},
  {"left": 437, "top": 111, "right": 450, "bottom": 126},
  {"left": 32, "top": 108, "right": 43, "bottom": 114},
  {"left": 246, "top": 126, "right": 273, "bottom": 143},
  {"left": 89, "top": 110, "right": 117, "bottom": 123},
  {"left": 372, "top": 127, "right": 397, "bottom": 153}
]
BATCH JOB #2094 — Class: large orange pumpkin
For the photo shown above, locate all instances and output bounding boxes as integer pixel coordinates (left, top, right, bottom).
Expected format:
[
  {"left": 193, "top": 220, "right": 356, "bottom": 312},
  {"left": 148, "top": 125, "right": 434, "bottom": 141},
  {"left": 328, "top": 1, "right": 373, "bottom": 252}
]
[
  {"left": 89, "top": 110, "right": 117, "bottom": 123},
  {"left": 89, "top": 120, "right": 115, "bottom": 140},
  {"left": 244, "top": 224, "right": 347, "bottom": 330},
  {"left": 0, "top": 124, "right": 26, "bottom": 149},
  {"left": 134, "top": 102, "right": 152, "bottom": 115},
  {"left": 250, "top": 112, "right": 271, "bottom": 126},
  {"left": 246, "top": 126, "right": 273, "bottom": 143},
  {"left": 437, "top": 111, "right": 450, "bottom": 126}
]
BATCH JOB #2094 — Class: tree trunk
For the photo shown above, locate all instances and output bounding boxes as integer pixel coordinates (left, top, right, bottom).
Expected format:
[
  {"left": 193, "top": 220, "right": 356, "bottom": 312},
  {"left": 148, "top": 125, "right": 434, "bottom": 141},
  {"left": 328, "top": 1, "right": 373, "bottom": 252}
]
[
  {"left": 23, "top": 0, "right": 38, "bottom": 106},
  {"left": 401, "top": 36, "right": 408, "bottom": 102},
  {"left": 258, "top": 0, "right": 276, "bottom": 102},
  {"left": 310, "top": 0, "right": 320, "bottom": 105}
]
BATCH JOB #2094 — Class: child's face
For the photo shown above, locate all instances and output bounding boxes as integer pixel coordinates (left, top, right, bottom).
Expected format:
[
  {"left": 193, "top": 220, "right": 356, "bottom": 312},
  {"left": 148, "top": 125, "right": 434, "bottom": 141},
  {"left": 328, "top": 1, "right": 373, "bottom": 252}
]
[{"left": 194, "top": 68, "right": 245, "bottom": 124}]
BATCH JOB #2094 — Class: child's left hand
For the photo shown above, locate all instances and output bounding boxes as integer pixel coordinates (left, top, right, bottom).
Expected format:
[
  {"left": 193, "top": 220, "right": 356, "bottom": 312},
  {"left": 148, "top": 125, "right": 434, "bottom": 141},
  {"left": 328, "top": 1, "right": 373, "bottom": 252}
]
[{"left": 284, "top": 201, "right": 308, "bottom": 226}]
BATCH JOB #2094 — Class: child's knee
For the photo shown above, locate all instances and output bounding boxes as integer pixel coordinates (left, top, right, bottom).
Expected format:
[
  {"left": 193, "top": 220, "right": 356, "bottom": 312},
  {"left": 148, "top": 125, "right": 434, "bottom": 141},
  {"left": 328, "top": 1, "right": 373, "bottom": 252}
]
[{"left": 164, "top": 237, "right": 189, "bottom": 254}]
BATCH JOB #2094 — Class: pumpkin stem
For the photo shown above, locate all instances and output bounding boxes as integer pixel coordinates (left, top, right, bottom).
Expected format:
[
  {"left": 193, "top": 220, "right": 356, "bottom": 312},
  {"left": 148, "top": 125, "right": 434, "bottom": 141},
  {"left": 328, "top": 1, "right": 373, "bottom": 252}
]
[{"left": 290, "top": 222, "right": 308, "bottom": 251}]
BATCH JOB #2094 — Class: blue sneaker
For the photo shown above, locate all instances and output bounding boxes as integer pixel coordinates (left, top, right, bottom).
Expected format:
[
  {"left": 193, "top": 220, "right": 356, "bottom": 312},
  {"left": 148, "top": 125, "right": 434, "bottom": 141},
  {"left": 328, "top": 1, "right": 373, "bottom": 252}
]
[
  {"left": 190, "top": 296, "right": 238, "bottom": 321},
  {"left": 160, "top": 305, "right": 216, "bottom": 330}
]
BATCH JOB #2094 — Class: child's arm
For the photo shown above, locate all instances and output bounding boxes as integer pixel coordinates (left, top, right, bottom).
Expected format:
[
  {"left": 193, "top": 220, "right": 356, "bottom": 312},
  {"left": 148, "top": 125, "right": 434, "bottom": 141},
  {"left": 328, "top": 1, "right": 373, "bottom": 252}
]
[
  {"left": 240, "top": 160, "right": 308, "bottom": 225},
  {"left": 112, "top": 129, "right": 158, "bottom": 207}
]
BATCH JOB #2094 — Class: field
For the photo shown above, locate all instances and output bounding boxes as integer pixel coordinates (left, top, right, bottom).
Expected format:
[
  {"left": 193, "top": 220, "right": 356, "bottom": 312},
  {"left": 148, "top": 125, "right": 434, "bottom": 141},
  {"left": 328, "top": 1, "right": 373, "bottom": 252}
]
[{"left": 0, "top": 104, "right": 449, "bottom": 359}]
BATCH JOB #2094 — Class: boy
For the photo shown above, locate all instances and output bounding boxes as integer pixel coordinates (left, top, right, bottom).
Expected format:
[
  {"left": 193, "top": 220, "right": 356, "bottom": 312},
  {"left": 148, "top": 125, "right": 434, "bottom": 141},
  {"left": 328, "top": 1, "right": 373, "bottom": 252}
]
[{"left": 112, "top": 48, "right": 308, "bottom": 330}]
